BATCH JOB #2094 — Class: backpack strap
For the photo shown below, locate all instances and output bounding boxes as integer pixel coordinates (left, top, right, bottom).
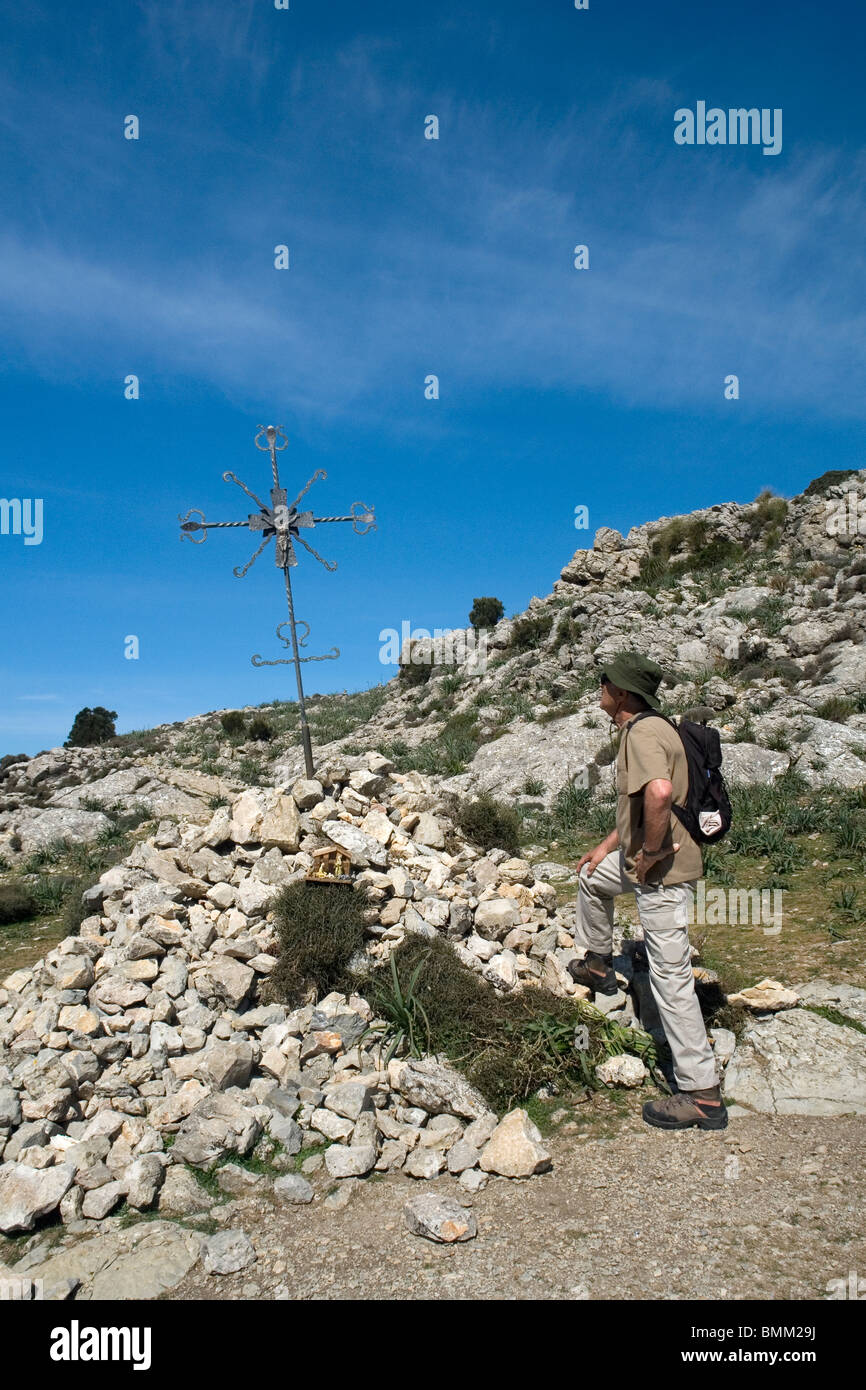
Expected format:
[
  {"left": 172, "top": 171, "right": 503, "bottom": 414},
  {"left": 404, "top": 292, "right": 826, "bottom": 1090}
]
[{"left": 620, "top": 710, "right": 689, "bottom": 829}]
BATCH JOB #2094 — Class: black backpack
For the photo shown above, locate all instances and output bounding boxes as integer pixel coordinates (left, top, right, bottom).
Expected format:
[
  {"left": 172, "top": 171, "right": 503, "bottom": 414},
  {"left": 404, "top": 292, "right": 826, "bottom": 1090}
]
[{"left": 627, "top": 712, "right": 733, "bottom": 845}]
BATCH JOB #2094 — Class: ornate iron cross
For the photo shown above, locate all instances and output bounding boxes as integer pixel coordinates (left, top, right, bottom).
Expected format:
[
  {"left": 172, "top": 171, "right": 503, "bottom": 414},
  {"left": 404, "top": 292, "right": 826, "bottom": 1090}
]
[{"left": 179, "top": 424, "right": 375, "bottom": 778}]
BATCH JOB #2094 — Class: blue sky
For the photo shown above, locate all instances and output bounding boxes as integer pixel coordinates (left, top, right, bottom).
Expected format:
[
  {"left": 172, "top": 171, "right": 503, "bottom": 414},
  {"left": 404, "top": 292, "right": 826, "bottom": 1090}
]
[{"left": 1, "top": 0, "right": 865, "bottom": 754}]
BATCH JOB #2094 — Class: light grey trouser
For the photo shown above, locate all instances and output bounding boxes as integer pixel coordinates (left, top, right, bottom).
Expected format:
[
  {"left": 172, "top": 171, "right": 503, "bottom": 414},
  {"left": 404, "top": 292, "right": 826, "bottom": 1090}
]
[{"left": 574, "top": 850, "right": 718, "bottom": 1092}]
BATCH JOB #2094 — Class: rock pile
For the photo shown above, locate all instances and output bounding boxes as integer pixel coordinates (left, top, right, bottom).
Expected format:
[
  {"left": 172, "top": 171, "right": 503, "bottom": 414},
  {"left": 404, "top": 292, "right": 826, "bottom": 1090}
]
[{"left": 0, "top": 755, "right": 582, "bottom": 1238}]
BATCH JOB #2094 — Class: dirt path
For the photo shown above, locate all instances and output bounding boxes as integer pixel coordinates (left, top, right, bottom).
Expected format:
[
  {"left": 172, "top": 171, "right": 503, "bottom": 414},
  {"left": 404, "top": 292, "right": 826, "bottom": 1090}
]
[{"left": 172, "top": 1094, "right": 866, "bottom": 1302}]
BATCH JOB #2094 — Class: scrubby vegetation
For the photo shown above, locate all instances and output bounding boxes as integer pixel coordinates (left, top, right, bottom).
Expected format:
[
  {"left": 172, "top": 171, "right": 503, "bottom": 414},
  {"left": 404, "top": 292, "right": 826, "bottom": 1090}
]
[
  {"left": 508, "top": 613, "right": 554, "bottom": 652},
  {"left": 446, "top": 792, "right": 522, "bottom": 855},
  {"left": 382, "top": 712, "right": 482, "bottom": 777},
  {"left": 267, "top": 881, "right": 370, "bottom": 1003},
  {"left": 803, "top": 469, "right": 856, "bottom": 497},
  {"left": 639, "top": 517, "right": 745, "bottom": 592},
  {"left": 371, "top": 934, "right": 658, "bottom": 1110},
  {"left": 219, "top": 711, "right": 246, "bottom": 736}
]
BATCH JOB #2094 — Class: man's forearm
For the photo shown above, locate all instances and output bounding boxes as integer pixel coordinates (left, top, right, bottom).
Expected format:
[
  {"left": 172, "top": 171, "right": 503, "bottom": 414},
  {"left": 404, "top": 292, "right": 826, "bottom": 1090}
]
[
  {"left": 600, "top": 828, "right": 619, "bottom": 855},
  {"left": 642, "top": 791, "right": 672, "bottom": 851}
]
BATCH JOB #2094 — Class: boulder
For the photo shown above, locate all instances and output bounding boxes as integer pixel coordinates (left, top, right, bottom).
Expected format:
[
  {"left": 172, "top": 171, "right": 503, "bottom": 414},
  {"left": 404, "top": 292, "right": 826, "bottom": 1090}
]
[
  {"left": 202, "top": 1229, "right": 256, "bottom": 1275},
  {"left": 196, "top": 958, "right": 255, "bottom": 1011},
  {"left": 413, "top": 813, "right": 445, "bottom": 849},
  {"left": 404, "top": 1148, "right": 445, "bottom": 1179},
  {"left": 216, "top": 1164, "right": 266, "bottom": 1196},
  {"left": 322, "top": 821, "right": 388, "bottom": 869},
  {"left": 724, "top": 1008, "right": 866, "bottom": 1115},
  {"left": 158, "top": 1166, "right": 214, "bottom": 1216},
  {"left": 395, "top": 1058, "right": 489, "bottom": 1121},
  {"left": 171, "top": 1093, "right": 261, "bottom": 1170},
  {"left": 0, "top": 1161, "right": 75, "bottom": 1232},
  {"left": 474, "top": 898, "right": 520, "bottom": 939},
  {"left": 479, "top": 1109, "right": 551, "bottom": 1177},
  {"left": 595, "top": 1054, "right": 648, "bottom": 1088},
  {"left": 403, "top": 1194, "right": 477, "bottom": 1243},
  {"left": 726, "top": 979, "right": 799, "bottom": 1012},
  {"left": 259, "top": 794, "right": 302, "bottom": 852},
  {"left": 197, "top": 1040, "right": 254, "bottom": 1091},
  {"left": 124, "top": 1155, "right": 165, "bottom": 1209},
  {"left": 81, "top": 1180, "right": 125, "bottom": 1219},
  {"left": 291, "top": 779, "right": 324, "bottom": 810},
  {"left": 274, "top": 1173, "right": 313, "bottom": 1204},
  {"left": 323, "top": 1143, "right": 377, "bottom": 1178}
]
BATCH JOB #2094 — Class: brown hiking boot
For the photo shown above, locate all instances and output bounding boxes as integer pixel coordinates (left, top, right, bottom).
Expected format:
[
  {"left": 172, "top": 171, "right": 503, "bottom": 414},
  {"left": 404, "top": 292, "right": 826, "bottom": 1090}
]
[
  {"left": 642, "top": 1085, "right": 728, "bottom": 1131},
  {"left": 568, "top": 950, "right": 619, "bottom": 996}
]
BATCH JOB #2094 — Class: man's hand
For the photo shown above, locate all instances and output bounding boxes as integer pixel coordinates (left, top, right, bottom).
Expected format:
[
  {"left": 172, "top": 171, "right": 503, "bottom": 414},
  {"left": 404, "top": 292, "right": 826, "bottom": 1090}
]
[
  {"left": 634, "top": 842, "right": 680, "bottom": 884},
  {"left": 577, "top": 833, "right": 617, "bottom": 878}
]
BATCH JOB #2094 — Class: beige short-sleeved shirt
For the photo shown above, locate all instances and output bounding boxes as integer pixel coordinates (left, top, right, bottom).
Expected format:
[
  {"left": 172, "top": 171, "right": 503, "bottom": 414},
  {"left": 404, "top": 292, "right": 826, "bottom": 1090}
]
[{"left": 615, "top": 713, "right": 703, "bottom": 886}]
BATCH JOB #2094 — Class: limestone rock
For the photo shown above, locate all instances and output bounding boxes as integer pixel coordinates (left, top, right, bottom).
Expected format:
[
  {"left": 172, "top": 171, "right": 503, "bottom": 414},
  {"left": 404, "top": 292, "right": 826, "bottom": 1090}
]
[
  {"left": 171, "top": 1093, "right": 261, "bottom": 1170},
  {"left": 81, "top": 1180, "right": 125, "bottom": 1219},
  {"left": 291, "top": 779, "right": 324, "bottom": 810},
  {"left": 12, "top": 808, "right": 112, "bottom": 854},
  {"left": 323, "top": 1143, "right": 377, "bottom": 1178},
  {"left": 726, "top": 979, "right": 799, "bottom": 1012},
  {"left": 413, "top": 813, "right": 445, "bottom": 849},
  {"left": 323, "top": 820, "right": 388, "bottom": 869},
  {"left": 446, "top": 1139, "right": 481, "bottom": 1174},
  {"left": 197, "top": 1040, "right": 254, "bottom": 1092},
  {"left": 474, "top": 898, "right": 520, "bottom": 939},
  {"left": 216, "top": 1164, "right": 266, "bottom": 1196},
  {"left": 124, "top": 1155, "right": 165, "bottom": 1209},
  {"left": 196, "top": 958, "right": 255, "bottom": 1011},
  {"left": 479, "top": 1109, "right": 551, "bottom": 1177},
  {"left": 274, "top": 1173, "right": 313, "bottom": 1204},
  {"left": 595, "top": 1053, "right": 648, "bottom": 1088},
  {"left": 0, "top": 1161, "right": 75, "bottom": 1233},
  {"left": 203, "top": 1229, "right": 256, "bottom": 1275},
  {"left": 395, "top": 1058, "right": 489, "bottom": 1121},
  {"left": 793, "top": 979, "right": 866, "bottom": 1027},
  {"left": 404, "top": 1147, "right": 445, "bottom": 1179},
  {"left": 403, "top": 1193, "right": 477, "bottom": 1243},
  {"left": 724, "top": 1008, "right": 866, "bottom": 1115},
  {"left": 23, "top": 1220, "right": 203, "bottom": 1300},
  {"left": 158, "top": 1165, "right": 214, "bottom": 1216}
]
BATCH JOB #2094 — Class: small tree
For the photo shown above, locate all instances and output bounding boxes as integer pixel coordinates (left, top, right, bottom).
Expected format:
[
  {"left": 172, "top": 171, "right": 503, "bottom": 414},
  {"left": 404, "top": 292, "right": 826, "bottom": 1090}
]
[
  {"left": 469, "top": 596, "right": 505, "bottom": 630},
  {"left": 65, "top": 707, "right": 117, "bottom": 748}
]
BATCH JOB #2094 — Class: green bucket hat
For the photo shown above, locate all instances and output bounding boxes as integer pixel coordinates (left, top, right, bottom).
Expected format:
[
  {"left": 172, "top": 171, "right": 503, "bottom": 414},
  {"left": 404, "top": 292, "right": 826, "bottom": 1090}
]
[{"left": 600, "top": 651, "right": 664, "bottom": 711}]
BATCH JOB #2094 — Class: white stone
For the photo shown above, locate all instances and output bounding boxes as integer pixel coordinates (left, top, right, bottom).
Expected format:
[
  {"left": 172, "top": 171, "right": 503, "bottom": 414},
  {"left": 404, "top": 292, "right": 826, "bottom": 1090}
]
[{"left": 479, "top": 1109, "right": 551, "bottom": 1177}]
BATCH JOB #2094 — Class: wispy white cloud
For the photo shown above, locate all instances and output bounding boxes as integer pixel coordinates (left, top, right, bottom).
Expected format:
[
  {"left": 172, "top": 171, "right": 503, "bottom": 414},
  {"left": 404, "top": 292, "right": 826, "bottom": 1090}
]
[
  {"left": 16, "top": 693, "right": 60, "bottom": 701},
  {"left": 0, "top": 45, "right": 863, "bottom": 425}
]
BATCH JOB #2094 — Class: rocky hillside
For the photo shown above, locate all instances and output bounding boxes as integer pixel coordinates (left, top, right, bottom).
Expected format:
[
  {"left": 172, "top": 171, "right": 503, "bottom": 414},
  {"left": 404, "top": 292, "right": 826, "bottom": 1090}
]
[
  {"left": 3, "top": 467, "right": 866, "bottom": 855},
  {"left": 2, "top": 467, "right": 866, "bottom": 1297}
]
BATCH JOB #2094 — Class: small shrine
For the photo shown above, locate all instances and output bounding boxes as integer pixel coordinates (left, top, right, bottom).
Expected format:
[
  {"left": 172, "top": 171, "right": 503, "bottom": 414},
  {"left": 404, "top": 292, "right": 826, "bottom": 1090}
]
[{"left": 305, "top": 845, "right": 353, "bottom": 885}]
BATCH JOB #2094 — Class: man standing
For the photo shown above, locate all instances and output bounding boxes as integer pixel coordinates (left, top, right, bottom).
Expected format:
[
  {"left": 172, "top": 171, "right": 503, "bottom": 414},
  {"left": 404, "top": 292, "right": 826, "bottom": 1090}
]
[{"left": 571, "top": 651, "right": 727, "bottom": 1131}]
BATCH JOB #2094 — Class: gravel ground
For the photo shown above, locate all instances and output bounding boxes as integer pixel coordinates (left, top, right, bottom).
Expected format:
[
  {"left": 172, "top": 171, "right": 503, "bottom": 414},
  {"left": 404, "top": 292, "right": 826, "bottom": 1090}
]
[{"left": 171, "top": 1095, "right": 866, "bottom": 1302}]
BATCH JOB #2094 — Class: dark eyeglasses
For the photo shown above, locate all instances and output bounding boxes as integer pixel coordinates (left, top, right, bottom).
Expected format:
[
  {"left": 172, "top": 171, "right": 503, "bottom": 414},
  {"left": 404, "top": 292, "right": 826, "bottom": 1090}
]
[{"left": 599, "top": 672, "right": 608, "bottom": 685}]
